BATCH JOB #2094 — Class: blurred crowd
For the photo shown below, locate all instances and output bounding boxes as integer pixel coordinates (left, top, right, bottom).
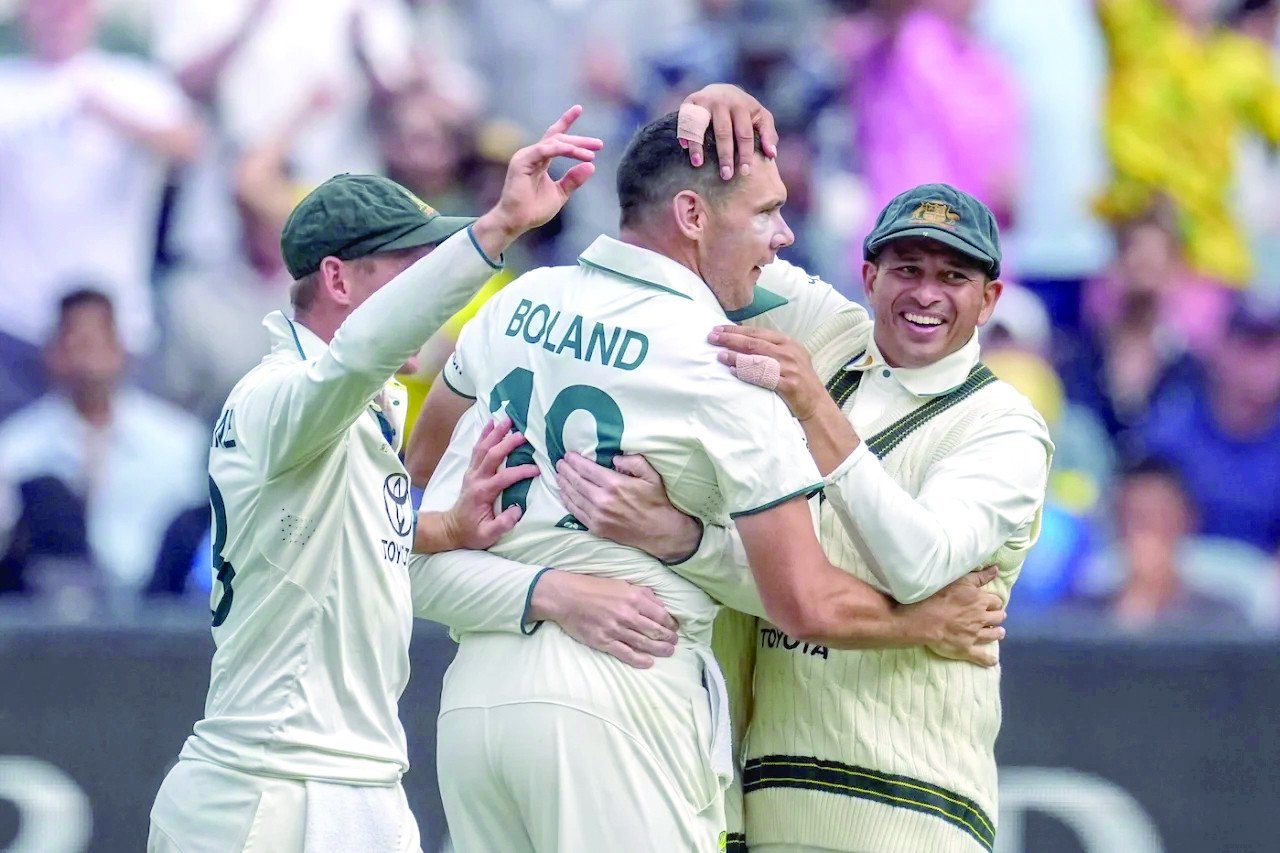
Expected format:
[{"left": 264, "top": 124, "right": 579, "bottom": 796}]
[{"left": 1, "top": 0, "right": 1278, "bottom": 635}]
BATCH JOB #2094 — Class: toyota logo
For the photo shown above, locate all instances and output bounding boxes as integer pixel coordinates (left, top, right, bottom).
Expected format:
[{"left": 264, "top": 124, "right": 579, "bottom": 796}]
[{"left": 383, "top": 473, "right": 413, "bottom": 536}]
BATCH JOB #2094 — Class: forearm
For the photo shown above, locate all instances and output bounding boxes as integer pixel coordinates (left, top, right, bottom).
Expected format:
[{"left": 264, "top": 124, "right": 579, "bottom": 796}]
[
  {"left": 330, "top": 227, "right": 498, "bottom": 379},
  {"left": 788, "top": 570, "right": 937, "bottom": 650},
  {"left": 412, "top": 510, "right": 459, "bottom": 555},
  {"left": 408, "top": 549, "right": 547, "bottom": 634},
  {"left": 798, "top": 396, "right": 863, "bottom": 476},
  {"left": 821, "top": 420, "right": 1050, "bottom": 603}
]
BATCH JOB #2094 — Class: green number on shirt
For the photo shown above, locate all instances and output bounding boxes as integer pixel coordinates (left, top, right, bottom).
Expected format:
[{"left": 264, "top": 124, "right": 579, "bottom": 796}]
[
  {"left": 209, "top": 475, "right": 236, "bottom": 627},
  {"left": 488, "top": 367, "right": 626, "bottom": 517}
]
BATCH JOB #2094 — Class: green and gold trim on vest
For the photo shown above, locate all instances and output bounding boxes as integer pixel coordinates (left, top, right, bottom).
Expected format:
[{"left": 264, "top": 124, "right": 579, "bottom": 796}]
[
  {"left": 823, "top": 354, "right": 997, "bottom": 460},
  {"left": 723, "top": 831, "right": 747, "bottom": 852},
  {"left": 743, "top": 755, "right": 996, "bottom": 852}
]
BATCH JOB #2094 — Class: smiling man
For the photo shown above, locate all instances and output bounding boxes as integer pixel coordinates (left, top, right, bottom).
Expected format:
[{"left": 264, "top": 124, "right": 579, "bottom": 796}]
[{"left": 689, "top": 182, "right": 1054, "bottom": 852}]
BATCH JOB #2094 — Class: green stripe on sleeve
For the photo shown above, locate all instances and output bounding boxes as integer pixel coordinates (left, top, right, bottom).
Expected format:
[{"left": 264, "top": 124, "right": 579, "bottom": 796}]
[
  {"left": 440, "top": 370, "right": 476, "bottom": 401},
  {"left": 729, "top": 483, "right": 823, "bottom": 520}
]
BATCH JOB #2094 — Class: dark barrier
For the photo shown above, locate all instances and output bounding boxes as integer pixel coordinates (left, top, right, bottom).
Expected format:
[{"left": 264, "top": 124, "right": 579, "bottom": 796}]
[{"left": 1, "top": 616, "right": 1275, "bottom": 853}]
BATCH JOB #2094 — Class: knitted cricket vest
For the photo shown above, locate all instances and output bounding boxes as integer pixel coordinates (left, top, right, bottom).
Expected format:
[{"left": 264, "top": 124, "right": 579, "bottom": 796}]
[{"left": 743, "top": 313, "right": 1047, "bottom": 853}]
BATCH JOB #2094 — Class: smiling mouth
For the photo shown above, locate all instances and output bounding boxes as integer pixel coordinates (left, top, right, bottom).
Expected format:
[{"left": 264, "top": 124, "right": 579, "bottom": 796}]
[{"left": 902, "top": 311, "right": 945, "bottom": 328}]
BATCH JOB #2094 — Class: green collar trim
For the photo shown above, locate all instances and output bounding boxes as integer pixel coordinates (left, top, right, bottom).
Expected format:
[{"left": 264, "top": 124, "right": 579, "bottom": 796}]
[
  {"left": 725, "top": 285, "right": 789, "bottom": 322},
  {"left": 286, "top": 319, "right": 307, "bottom": 359},
  {"left": 578, "top": 257, "right": 693, "bottom": 300}
]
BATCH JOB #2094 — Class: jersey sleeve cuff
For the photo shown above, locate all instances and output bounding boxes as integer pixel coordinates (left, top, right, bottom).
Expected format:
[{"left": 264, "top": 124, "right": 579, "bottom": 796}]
[
  {"left": 823, "top": 442, "right": 872, "bottom": 488},
  {"left": 729, "top": 482, "right": 824, "bottom": 520},
  {"left": 467, "top": 224, "right": 505, "bottom": 271},
  {"left": 520, "top": 566, "right": 555, "bottom": 635},
  {"left": 440, "top": 369, "right": 477, "bottom": 401}
]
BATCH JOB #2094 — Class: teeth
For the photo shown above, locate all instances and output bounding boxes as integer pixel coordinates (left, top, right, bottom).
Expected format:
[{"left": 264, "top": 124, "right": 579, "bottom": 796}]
[{"left": 904, "top": 313, "right": 943, "bottom": 326}]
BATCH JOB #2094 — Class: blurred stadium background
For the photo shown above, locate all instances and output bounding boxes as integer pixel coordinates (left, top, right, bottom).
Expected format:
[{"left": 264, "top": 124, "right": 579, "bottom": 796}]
[{"left": 2, "top": 1, "right": 1279, "bottom": 851}]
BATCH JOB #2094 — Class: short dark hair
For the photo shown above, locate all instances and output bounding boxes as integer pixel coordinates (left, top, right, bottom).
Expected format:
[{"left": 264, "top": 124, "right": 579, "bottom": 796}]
[
  {"left": 616, "top": 111, "right": 763, "bottom": 229},
  {"left": 1119, "top": 455, "right": 1186, "bottom": 492},
  {"left": 56, "top": 288, "right": 115, "bottom": 329}
]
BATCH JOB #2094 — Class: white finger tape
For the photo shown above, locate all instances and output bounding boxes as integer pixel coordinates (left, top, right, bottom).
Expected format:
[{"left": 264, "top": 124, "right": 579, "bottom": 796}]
[
  {"left": 735, "top": 354, "right": 781, "bottom": 391},
  {"left": 676, "top": 103, "right": 712, "bottom": 145}
]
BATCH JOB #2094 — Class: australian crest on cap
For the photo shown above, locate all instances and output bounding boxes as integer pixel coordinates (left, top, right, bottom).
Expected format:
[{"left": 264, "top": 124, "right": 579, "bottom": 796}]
[
  {"left": 400, "top": 187, "right": 437, "bottom": 217},
  {"left": 909, "top": 200, "right": 961, "bottom": 228}
]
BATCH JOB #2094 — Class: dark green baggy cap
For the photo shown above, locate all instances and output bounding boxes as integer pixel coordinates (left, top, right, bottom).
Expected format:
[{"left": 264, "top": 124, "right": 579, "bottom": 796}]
[
  {"left": 281, "top": 173, "right": 476, "bottom": 279},
  {"left": 863, "top": 183, "right": 1002, "bottom": 278}
]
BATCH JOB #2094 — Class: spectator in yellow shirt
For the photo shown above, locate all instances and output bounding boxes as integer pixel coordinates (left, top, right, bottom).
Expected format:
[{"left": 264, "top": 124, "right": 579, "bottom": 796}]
[{"left": 1096, "top": 0, "right": 1280, "bottom": 285}]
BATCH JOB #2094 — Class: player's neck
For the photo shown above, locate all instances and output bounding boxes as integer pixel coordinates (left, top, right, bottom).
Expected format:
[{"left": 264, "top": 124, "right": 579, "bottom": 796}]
[
  {"left": 618, "top": 227, "right": 705, "bottom": 285},
  {"left": 292, "top": 308, "right": 342, "bottom": 346}
]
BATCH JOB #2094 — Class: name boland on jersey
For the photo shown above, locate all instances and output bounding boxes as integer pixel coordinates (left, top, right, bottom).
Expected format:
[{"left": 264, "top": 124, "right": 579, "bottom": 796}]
[{"left": 422, "top": 236, "right": 824, "bottom": 643}]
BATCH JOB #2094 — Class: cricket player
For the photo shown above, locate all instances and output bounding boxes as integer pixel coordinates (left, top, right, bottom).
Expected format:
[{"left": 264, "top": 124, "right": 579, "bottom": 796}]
[
  {"left": 146, "top": 108, "right": 603, "bottom": 853},
  {"left": 405, "top": 110, "right": 1007, "bottom": 852},
  {"left": 554, "top": 147, "right": 1055, "bottom": 851}
]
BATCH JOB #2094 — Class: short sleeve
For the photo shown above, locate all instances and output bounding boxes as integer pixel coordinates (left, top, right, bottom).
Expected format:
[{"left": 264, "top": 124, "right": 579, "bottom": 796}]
[
  {"left": 441, "top": 319, "right": 479, "bottom": 400},
  {"left": 693, "top": 371, "right": 823, "bottom": 519}
]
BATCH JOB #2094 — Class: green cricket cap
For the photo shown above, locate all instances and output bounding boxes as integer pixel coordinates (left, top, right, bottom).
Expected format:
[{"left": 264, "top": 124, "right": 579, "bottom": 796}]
[
  {"left": 863, "top": 183, "right": 1002, "bottom": 278},
  {"left": 281, "top": 173, "right": 476, "bottom": 279}
]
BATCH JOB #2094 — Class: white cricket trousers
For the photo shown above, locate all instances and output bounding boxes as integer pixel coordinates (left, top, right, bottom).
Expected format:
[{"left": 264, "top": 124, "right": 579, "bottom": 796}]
[
  {"left": 148, "top": 758, "right": 423, "bottom": 852},
  {"left": 438, "top": 702, "right": 725, "bottom": 852}
]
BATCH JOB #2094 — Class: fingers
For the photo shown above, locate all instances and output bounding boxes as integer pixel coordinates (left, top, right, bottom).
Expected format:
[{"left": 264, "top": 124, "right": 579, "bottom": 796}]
[
  {"left": 965, "top": 565, "right": 1000, "bottom": 587},
  {"left": 731, "top": 353, "right": 781, "bottom": 391},
  {"left": 557, "top": 451, "right": 616, "bottom": 488},
  {"left": 634, "top": 589, "right": 679, "bottom": 633},
  {"left": 476, "top": 504, "right": 523, "bottom": 543},
  {"left": 676, "top": 102, "right": 711, "bottom": 168},
  {"left": 557, "top": 476, "right": 595, "bottom": 529},
  {"left": 489, "top": 463, "right": 540, "bottom": 492},
  {"left": 602, "top": 640, "right": 654, "bottom": 670},
  {"left": 708, "top": 329, "right": 773, "bottom": 356},
  {"left": 969, "top": 646, "right": 999, "bottom": 668},
  {"left": 984, "top": 595, "right": 1006, "bottom": 615},
  {"left": 731, "top": 104, "right": 756, "bottom": 177},
  {"left": 528, "top": 137, "right": 602, "bottom": 166},
  {"left": 756, "top": 107, "right": 779, "bottom": 159},
  {"left": 480, "top": 428, "right": 529, "bottom": 475},
  {"left": 555, "top": 162, "right": 596, "bottom": 198},
  {"left": 611, "top": 453, "right": 661, "bottom": 484},
  {"left": 978, "top": 626, "right": 1006, "bottom": 643},
  {"left": 616, "top": 626, "right": 677, "bottom": 660},
  {"left": 469, "top": 416, "right": 509, "bottom": 468},
  {"left": 710, "top": 101, "right": 736, "bottom": 180},
  {"left": 542, "top": 104, "right": 584, "bottom": 139}
]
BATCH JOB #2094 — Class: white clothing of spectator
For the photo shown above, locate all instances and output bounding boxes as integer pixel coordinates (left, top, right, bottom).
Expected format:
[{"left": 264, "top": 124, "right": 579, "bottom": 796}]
[
  {"left": 0, "top": 0, "right": 201, "bottom": 356},
  {"left": 0, "top": 289, "right": 208, "bottom": 596}
]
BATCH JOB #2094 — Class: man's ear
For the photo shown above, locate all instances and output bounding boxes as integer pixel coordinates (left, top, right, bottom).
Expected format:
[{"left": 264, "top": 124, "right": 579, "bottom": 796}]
[
  {"left": 861, "top": 260, "right": 880, "bottom": 298},
  {"left": 672, "top": 190, "right": 708, "bottom": 241},
  {"left": 318, "top": 256, "right": 352, "bottom": 308},
  {"left": 976, "top": 278, "right": 1005, "bottom": 327}
]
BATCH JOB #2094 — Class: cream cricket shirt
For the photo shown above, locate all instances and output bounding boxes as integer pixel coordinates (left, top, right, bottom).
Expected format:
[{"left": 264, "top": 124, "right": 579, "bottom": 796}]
[
  {"left": 422, "top": 236, "right": 826, "bottom": 644},
  {"left": 179, "top": 228, "right": 502, "bottom": 786}
]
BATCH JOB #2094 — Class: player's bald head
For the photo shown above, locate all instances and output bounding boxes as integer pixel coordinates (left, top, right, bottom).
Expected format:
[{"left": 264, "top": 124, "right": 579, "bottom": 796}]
[{"left": 616, "top": 112, "right": 763, "bottom": 230}]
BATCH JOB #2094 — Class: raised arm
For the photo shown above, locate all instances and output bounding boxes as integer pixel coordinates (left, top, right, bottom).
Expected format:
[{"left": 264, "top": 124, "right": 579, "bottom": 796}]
[{"left": 237, "top": 107, "right": 601, "bottom": 477}]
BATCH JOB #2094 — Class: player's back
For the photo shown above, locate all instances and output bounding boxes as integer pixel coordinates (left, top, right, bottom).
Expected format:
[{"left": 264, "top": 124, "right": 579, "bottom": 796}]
[{"left": 426, "top": 237, "right": 822, "bottom": 645}]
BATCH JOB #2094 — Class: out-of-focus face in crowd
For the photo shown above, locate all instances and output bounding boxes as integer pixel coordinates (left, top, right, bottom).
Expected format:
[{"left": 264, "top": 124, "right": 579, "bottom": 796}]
[
  {"left": 46, "top": 294, "right": 124, "bottom": 399},
  {"left": 21, "top": 0, "right": 95, "bottom": 63}
]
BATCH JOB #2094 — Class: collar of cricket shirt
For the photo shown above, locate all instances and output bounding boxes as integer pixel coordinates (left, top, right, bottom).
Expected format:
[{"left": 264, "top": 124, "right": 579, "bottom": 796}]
[
  {"left": 845, "top": 330, "right": 982, "bottom": 398},
  {"left": 577, "top": 235, "right": 790, "bottom": 321},
  {"left": 263, "top": 310, "right": 327, "bottom": 360}
]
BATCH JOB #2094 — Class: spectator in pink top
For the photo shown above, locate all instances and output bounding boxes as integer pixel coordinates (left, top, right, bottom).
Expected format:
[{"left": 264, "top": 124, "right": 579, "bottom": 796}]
[{"left": 834, "top": 0, "right": 1023, "bottom": 244}]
